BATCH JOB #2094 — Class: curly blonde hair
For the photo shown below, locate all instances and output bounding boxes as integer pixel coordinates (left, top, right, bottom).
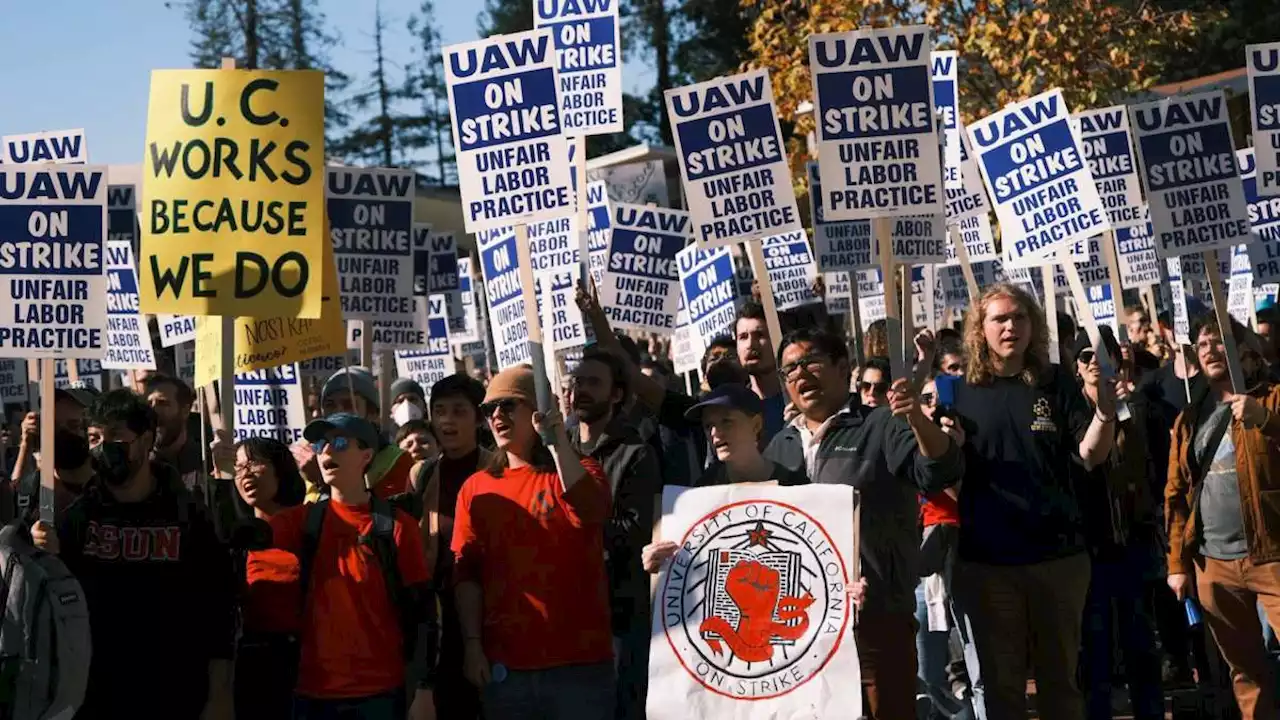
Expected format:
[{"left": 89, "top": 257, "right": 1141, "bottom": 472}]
[{"left": 963, "top": 283, "right": 1050, "bottom": 386}]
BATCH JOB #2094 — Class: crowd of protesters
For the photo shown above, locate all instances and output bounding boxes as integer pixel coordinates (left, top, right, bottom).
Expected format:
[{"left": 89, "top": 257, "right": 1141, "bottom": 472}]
[{"left": 0, "top": 279, "right": 1278, "bottom": 720}]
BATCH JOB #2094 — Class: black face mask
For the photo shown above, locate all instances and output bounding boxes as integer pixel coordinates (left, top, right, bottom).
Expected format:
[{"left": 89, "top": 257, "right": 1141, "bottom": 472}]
[
  {"left": 92, "top": 441, "right": 135, "bottom": 487},
  {"left": 53, "top": 429, "right": 90, "bottom": 471}
]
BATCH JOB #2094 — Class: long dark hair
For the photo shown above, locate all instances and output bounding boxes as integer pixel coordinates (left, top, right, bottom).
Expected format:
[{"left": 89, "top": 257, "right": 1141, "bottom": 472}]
[
  {"left": 485, "top": 433, "right": 556, "bottom": 476},
  {"left": 232, "top": 436, "right": 306, "bottom": 518}
]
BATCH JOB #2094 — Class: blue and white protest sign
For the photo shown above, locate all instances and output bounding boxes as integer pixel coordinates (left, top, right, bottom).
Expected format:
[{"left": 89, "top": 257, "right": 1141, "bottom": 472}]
[
  {"left": 888, "top": 215, "right": 946, "bottom": 263},
  {"left": 157, "top": 314, "right": 197, "bottom": 347},
  {"left": 445, "top": 30, "right": 575, "bottom": 233},
  {"left": 102, "top": 241, "right": 156, "bottom": 370},
  {"left": 1228, "top": 246, "right": 1254, "bottom": 326},
  {"left": 909, "top": 266, "right": 933, "bottom": 327},
  {"left": 666, "top": 69, "right": 801, "bottom": 247},
  {"left": 1167, "top": 258, "right": 1192, "bottom": 343},
  {"left": 940, "top": 264, "right": 971, "bottom": 308},
  {"left": 600, "top": 203, "right": 689, "bottom": 333},
  {"left": 1115, "top": 214, "right": 1161, "bottom": 290},
  {"left": 536, "top": 271, "right": 588, "bottom": 350},
  {"left": 1073, "top": 105, "right": 1145, "bottom": 228},
  {"left": 586, "top": 180, "right": 612, "bottom": 287},
  {"left": 0, "top": 166, "right": 108, "bottom": 359},
  {"left": 823, "top": 271, "right": 852, "bottom": 315},
  {"left": 0, "top": 360, "right": 29, "bottom": 405},
  {"left": 1063, "top": 236, "right": 1110, "bottom": 288},
  {"left": 53, "top": 360, "right": 102, "bottom": 391},
  {"left": 477, "top": 227, "right": 533, "bottom": 369},
  {"left": 175, "top": 341, "right": 196, "bottom": 387},
  {"left": 1, "top": 129, "right": 86, "bottom": 165},
  {"left": 233, "top": 363, "right": 306, "bottom": 444},
  {"left": 423, "top": 227, "right": 464, "bottom": 326},
  {"left": 931, "top": 51, "right": 961, "bottom": 190},
  {"left": 451, "top": 258, "right": 481, "bottom": 344},
  {"left": 1129, "top": 90, "right": 1251, "bottom": 258},
  {"left": 807, "top": 162, "right": 874, "bottom": 272},
  {"left": 810, "top": 26, "right": 943, "bottom": 219},
  {"left": 1239, "top": 148, "right": 1280, "bottom": 284},
  {"left": 396, "top": 295, "right": 453, "bottom": 390},
  {"left": 945, "top": 213, "right": 996, "bottom": 265},
  {"left": 529, "top": 215, "right": 579, "bottom": 276},
  {"left": 1247, "top": 42, "right": 1280, "bottom": 197},
  {"left": 1083, "top": 284, "right": 1118, "bottom": 335},
  {"left": 534, "top": 0, "right": 623, "bottom": 135},
  {"left": 671, "top": 303, "right": 700, "bottom": 375},
  {"left": 760, "top": 232, "right": 820, "bottom": 310},
  {"left": 350, "top": 229, "right": 429, "bottom": 351},
  {"left": 677, "top": 244, "right": 738, "bottom": 346},
  {"left": 327, "top": 167, "right": 415, "bottom": 321},
  {"left": 856, "top": 268, "right": 886, "bottom": 328},
  {"left": 107, "top": 184, "right": 138, "bottom": 255},
  {"left": 968, "top": 89, "right": 1110, "bottom": 265},
  {"left": 945, "top": 132, "right": 991, "bottom": 222}
]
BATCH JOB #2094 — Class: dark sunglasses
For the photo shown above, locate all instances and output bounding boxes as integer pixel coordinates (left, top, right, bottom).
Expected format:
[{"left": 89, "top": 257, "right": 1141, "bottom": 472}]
[
  {"left": 859, "top": 381, "right": 889, "bottom": 394},
  {"left": 311, "top": 435, "right": 353, "bottom": 454},
  {"left": 1077, "top": 350, "right": 1096, "bottom": 364},
  {"left": 480, "top": 398, "right": 522, "bottom": 417},
  {"left": 919, "top": 392, "right": 936, "bottom": 406}
]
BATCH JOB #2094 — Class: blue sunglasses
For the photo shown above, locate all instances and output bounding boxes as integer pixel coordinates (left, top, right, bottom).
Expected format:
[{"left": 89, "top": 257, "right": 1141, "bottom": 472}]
[{"left": 311, "top": 435, "right": 353, "bottom": 454}]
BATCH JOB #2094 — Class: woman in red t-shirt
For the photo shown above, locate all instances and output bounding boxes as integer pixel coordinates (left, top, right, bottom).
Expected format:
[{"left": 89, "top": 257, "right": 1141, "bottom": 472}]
[{"left": 228, "top": 437, "right": 307, "bottom": 720}]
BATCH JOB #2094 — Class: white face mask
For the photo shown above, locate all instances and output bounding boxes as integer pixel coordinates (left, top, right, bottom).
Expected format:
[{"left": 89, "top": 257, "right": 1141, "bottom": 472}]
[{"left": 392, "top": 400, "right": 425, "bottom": 426}]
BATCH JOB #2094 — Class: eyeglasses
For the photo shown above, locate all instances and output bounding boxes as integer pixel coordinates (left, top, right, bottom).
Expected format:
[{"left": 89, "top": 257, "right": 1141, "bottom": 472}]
[
  {"left": 780, "top": 354, "right": 829, "bottom": 379},
  {"left": 311, "top": 435, "right": 352, "bottom": 455},
  {"left": 233, "top": 461, "right": 267, "bottom": 476},
  {"left": 859, "top": 381, "right": 889, "bottom": 395},
  {"left": 479, "top": 398, "right": 522, "bottom": 417}
]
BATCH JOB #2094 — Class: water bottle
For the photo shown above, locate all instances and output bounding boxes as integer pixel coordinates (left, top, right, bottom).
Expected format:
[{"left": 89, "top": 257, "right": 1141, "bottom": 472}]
[
  {"left": 491, "top": 663, "right": 509, "bottom": 684},
  {"left": 1184, "top": 597, "right": 1203, "bottom": 628}
]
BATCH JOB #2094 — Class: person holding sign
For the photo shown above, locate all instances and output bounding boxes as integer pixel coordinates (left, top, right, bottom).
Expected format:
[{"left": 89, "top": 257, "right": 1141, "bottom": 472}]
[
  {"left": 949, "top": 284, "right": 1120, "bottom": 720},
  {"left": 1165, "top": 316, "right": 1280, "bottom": 720}
]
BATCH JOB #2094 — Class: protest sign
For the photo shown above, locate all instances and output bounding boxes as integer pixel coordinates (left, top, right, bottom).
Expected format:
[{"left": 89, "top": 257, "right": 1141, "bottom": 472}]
[
  {"left": 932, "top": 51, "right": 961, "bottom": 190},
  {"left": 823, "top": 271, "right": 852, "bottom": 315},
  {"left": 102, "top": 241, "right": 157, "bottom": 370},
  {"left": 529, "top": 215, "right": 580, "bottom": 277},
  {"left": 1115, "top": 216, "right": 1162, "bottom": 290},
  {"left": 157, "top": 314, "right": 197, "bottom": 347},
  {"left": 52, "top": 361, "right": 102, "bottom": 393},
  {"left": 477, "top": 227, "right": 533, "bottom": 370},
  {"left": 590, "top": 158, "right": 669, "bottom": 206},
  {"left": 107, "top": 184, "right": 138, "bottom": 255},
  {"left": 666, "top": 69, "right": 801, "bottom": 247},
  {"left": 2, "top": 129, "right": 86, "bottom": 165},
  {"left": 940, "top": 265, "right": 970, "bottom": 308},
  {"left": 395, "top": 294, "right": 453, "bottom": 391},
  {"left": 175, "top": 341, "right": 196, "bottom": 387},
  {"left": 600, "top": 203, "right": 689, "bottom": 333},
  {"left": 968, "top": 89, "right": 1110, "bottom": 265},
  {"left": 647, "top": 483, "right": 859, "bottom": 720},
  {"left": 677, "top": 243, "right": 738, "bottom": 346},
  {"left": 1083, "top": 284, "right": 1119, "bottom": 335},
  {"left": 451, "top": 257, "right": 481, "bottom": 344},
  {"left": 233, "top": 363, "right": 305, "bottom": 444},
  {"left": 0, "top": 360, "right": 30, "bottom": 405},
  {"left": 1227, "top": 248, "right": 1254, "bottom": 326},
  {"left": 0, "top": 166, "right": 108, "bottom": 359},
  {"left": 1239, "top": 148, "right": 1280, "bottom": 284},
  {"left": 141, "top": 69, "right": 325, "bottom": 317},
  {"left": 809, "top": 25, "right": 943, "bottom": 219},
  {"left": 944, "top": 214, "right": 997, "bottom": 265},
  {"left": 1062, "top": 236, "right": 1110, "bottom": 288},
  {"left": 327, "top": 167, "right": 415, "bottom": 321},
  {"left": 910, "top": 265, "right": 932, "bottom": 327},
  {"left": 886, "top": 215, "right": 946, "bottom": 264},
  {"left": 1247, "top": 42, "right": 1280, "bottom": 197},
  {"left": 1073, "top": 105, "right": 1145, "bottom": 229},
  {"left": 807, "top": 163, "right": 874, "bottom": 273},
  {"left": 586, "top": 180, "right": 612, "bottom": 287},
  {"left": 945, "top": 132, "right": 991, "bottom": 222},
  {"left": 536, "top": 271, "right": 589, "bottom": 350},
  {"left": 857, "top": 268, "right": 886, "bottom": 328},
  {"left": 534, "top": 0, "right": 623, "bottom": 135},
  {"left": 1129, "top": 90, "right": 1251, "bottom": 258},
  {"left": 1167, "top": 258, "right": 1192, "bottom": 344},
  {"left": 297, "top": 351, "right": 360, "bottom": 389},
  {"left": 760, "top": 232, "right": 820, "bottom": 310},
  {"left": 671, "top": 305, "right": 700, "bottom": 376},
  {"left": 445, "top": 30, "right": 575, "bottom": 233},
  {"left": 424, "top": 227, "right": 464, "bottom": 325}
]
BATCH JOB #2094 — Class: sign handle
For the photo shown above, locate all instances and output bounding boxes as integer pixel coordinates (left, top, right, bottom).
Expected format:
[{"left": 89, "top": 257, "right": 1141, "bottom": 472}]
[
  {"left": 901, "top": 264, "right": 914, "bottom": 364},
  {"left": 1101, "top": 230, "right": 1128, "bottom": 344},
  {"left": 743, "top": 240, "right": 783, "bottom": 364},
  {"left": 66, "top": 361, "right": 79, "bottom": 384},
  {"left": 876, "top": 218, "right": 907, "bottom": 380},
  {"left": 575, "top": 137, "right": 590, "bottom": 287},
  {"left": 38, "top": 358, "right": 56, "bottom": 527},
  {"left": 513, "top": 224, "right": 553, "bottom": 413},
  {"left": 1202, "top": 250, "right": 1247, "bottom": 393},
  {"left": 948, "top": 223, "right": 980, "bottom": 306},
  {"left": 378, "top": 349, "right": 394, "bottom": 435},
  {"left": 1041, "top": 262, "right": 1060, "bottom": 365},
  {"left": 216, "top": 56, "right": 238, "bottom": 440},
  {"left": 847, "top": 275, "right": 865, "bottom": 368}
]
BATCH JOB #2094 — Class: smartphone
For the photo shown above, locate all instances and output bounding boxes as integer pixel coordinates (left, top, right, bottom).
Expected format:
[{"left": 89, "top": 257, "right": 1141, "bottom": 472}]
[{"left": 933, "top": 374, "right": 960, "bottom": 425}]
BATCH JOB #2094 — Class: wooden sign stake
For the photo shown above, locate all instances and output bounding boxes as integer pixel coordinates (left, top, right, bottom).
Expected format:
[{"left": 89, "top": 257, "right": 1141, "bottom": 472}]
[
  {"left": 513, "top": 224, "right": 553, "bottom": 413},
  {"left": 875, "top": 218, "right": 907, "bottom": 381},
  {"left": 1202, "top": 250, "right": 1247, "bottom": 393}
]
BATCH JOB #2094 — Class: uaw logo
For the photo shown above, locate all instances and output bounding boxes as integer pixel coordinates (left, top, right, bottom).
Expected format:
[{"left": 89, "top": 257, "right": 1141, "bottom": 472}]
[{"left": 660, "top": 500, "right": 850, "bottom": 700}]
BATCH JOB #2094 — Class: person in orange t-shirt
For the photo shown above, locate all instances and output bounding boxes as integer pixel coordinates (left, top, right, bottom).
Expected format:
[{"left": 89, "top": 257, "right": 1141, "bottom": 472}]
[
  {"left": 271, "top": 412, "right": 437, "bottom": 720},
  {"left": 452, "top": 365, "right": 615, "bottom": 720}
]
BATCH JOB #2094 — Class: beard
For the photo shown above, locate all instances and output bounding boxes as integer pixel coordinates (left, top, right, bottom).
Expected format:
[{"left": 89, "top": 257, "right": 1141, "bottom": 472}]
[
  {"left": 155, "top": 419, "right": 185, "bottom": 451},
  {"left": 574, "top": 397, "right": 612, "bottom": 424}
]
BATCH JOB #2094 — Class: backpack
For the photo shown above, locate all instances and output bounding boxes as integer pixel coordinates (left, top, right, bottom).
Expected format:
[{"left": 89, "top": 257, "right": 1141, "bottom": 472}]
[
  {"left": 0, "top": 524, "right": 90, "bottom": 720},
  {"left": 296, "top": 496, "right": 414, "bottom": 659}
]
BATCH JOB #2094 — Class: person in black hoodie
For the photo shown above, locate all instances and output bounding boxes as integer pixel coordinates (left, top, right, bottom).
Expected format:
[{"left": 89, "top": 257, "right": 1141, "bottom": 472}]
[
  {"left": 568, "top": 348, "right": 661, "bottom": 720},
  {"left": 31, "top": 389, "right": 235, "bottom": 720}
]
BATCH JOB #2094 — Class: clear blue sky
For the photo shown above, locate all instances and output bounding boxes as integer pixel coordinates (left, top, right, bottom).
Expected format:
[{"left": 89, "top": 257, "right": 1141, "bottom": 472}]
[{"left": 0, "top": 1, "right": 486, "bottom": 166}]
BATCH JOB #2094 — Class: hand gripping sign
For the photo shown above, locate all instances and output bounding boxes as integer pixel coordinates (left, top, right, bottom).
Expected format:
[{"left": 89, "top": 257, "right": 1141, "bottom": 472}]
[
  {"left": 141, "top": 69, "right": 326, "bottom": 318},
  {"left": 533, "top": 0, "right": 624, "bottom": 135},
  {"left": 1247, "top": 42, "right": 1280, "bottom": 197},
  {"left": 445, "top": 30, "right": 575, "bottom": 233},
  {"left": 809, "top": 25, "right": 944, "bottom": 220},
  {"left": 666, "top": 69, "right": 802, "bottom": 248}
]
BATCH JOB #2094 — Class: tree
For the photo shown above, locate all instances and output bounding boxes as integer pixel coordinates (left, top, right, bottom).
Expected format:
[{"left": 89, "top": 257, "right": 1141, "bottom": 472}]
[
  {"left": 186, "top": 0, "right": 245, "bottom": 68},
  {"left": 477, "top": 0, "right": 533, "bottom": 37},
  {"left": 401, "top": 1, "right": 456, "bottom": 184},
  {"left": 331, "top": 0, "right": 405, "bottom": 166},
  {"left": 1155, "top": 0, "right": 1280, "bottom": 82}
]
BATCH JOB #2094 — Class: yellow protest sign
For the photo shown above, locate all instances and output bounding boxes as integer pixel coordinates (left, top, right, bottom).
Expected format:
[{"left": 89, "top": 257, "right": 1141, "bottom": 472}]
[
  {"left": 141, "top": 69, "right": 325, "bottom": 318},
  {"left": 194, "top": 235, "right": 344, "bottom": 388}
]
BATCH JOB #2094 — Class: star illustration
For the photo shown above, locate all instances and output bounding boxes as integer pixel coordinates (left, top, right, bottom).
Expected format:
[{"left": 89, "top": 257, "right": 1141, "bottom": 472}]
[{"left": 747, "top": 521, "right": 772, "bottom": 547}]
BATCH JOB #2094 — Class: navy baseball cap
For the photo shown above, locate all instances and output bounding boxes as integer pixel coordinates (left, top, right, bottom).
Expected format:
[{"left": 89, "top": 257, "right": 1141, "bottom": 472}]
[
  {"left": 683, "top": 383, "right": 764, "bottom": 422},
  {"left": 303, "top": 412, "right": 380, "bottom": 451}
]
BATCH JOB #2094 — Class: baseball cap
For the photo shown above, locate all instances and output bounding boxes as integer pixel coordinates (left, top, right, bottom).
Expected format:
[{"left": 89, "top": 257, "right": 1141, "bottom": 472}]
[
  {"left": 683, "top": 383, "right": 763, "bottom": 422},
  {"left": 303, "top": 412, "right": 381, "bottom": 451},
  {"left": 321, "top": 367, "right": 379, "bottom": 410},
  {"left": 56, "top": 382, "right": 100, "bottom": 409}
]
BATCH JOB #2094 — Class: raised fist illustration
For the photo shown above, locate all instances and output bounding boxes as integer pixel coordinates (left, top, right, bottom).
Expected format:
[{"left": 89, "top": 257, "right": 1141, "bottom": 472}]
[{"left": 699, "top": 559, "right": 814, "bottom": 663}]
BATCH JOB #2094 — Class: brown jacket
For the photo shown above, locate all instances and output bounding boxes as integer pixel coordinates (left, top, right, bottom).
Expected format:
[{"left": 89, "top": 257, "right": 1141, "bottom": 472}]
[{"left": 1165, "top": 382, "right": 1280, "bottom": 574}]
